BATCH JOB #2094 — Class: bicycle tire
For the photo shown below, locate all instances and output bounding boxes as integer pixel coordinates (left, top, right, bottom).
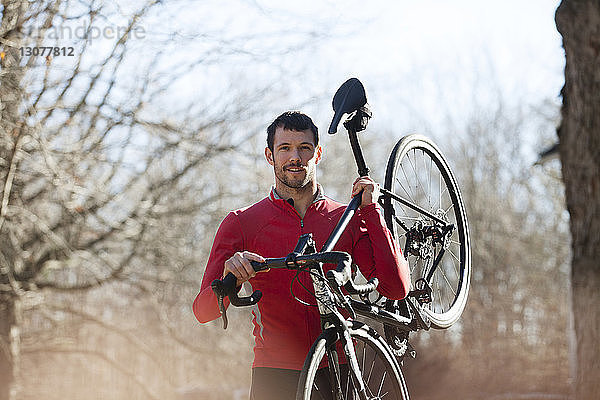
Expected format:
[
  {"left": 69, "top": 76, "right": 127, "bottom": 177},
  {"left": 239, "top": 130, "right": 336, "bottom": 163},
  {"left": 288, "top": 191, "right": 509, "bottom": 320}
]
[
  {"left": 383, "top": 134, "right": 471, "bottom": 329},
  {"left": 296, "top": 324, "right": 409, "bottom": 400}
]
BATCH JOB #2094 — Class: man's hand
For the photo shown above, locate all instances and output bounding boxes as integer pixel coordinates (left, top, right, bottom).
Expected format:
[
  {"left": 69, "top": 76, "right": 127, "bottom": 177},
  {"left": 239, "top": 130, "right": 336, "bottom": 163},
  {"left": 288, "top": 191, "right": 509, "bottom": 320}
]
[
  {"left": 223, "top": 251, "right": 266, "bottom": 285},
  {"left": 351, "top": 176, "right": 380, "bottom": 209}
]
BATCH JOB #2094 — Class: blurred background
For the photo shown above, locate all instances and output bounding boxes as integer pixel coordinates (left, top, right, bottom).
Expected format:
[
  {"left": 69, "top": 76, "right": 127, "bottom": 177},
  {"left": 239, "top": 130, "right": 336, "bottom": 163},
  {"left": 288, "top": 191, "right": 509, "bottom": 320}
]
[{"left": 0, "top": 0, "right": 569, "bottom": 399}]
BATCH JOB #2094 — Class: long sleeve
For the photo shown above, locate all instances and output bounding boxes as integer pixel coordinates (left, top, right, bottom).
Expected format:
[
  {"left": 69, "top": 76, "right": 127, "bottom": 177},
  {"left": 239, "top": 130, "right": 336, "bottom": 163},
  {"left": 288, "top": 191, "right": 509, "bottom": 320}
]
[
  {"left": 192, "top": 212, "right": 245, "bottom": 323},
  {"left": 350, "top": 203, "right": 410, "bottom": 300}
]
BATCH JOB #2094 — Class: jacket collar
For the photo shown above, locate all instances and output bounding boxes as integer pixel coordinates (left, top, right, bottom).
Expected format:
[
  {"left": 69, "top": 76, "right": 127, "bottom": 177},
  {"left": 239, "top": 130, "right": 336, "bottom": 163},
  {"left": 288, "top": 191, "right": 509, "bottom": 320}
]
[{"left": 269, "top": 184, "right": 326, "bottom": 206}]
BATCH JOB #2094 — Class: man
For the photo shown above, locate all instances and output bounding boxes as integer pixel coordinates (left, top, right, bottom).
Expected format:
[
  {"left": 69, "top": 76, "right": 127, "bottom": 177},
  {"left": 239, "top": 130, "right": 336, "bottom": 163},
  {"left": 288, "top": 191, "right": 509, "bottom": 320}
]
[{"left": 193, "top": 111, "right": 410, "bottom": 399}]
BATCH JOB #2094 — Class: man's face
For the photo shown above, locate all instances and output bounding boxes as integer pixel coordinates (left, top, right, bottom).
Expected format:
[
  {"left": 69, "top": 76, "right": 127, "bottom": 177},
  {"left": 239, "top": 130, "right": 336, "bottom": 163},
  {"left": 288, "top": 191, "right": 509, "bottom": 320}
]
[{"left": 265, "top": 127, "right": 322, "bottom": 190}]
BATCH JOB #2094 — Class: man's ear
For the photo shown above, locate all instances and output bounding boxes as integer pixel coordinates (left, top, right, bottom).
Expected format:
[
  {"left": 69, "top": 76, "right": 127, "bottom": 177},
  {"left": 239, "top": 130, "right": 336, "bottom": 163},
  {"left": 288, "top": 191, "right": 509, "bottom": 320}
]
[
  {"left": 315, "top": 145, "right": 323, "bottom": 165},
  {"left": 265, "top": 147, "right": 274, "bottom": 166}
]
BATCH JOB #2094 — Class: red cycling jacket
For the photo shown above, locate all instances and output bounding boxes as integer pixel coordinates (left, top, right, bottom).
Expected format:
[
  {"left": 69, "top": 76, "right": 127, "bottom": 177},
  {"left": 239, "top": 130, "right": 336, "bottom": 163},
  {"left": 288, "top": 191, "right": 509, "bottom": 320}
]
[{"left": 193, "top": 188, "right": 410, "bottom": 370}]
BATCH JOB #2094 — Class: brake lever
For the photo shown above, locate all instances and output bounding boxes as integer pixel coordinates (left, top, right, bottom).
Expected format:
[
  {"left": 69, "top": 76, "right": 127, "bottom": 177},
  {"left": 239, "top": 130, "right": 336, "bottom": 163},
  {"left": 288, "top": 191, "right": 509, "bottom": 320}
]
[
  {"left": 211, "top": 261, "right": 267, "bottom": 330},
  {"left": 211, "top": 275, "right": 237, "bottom": 329},
  {"left": 212, "top": 282, "right": 229, "bottom": 329}
]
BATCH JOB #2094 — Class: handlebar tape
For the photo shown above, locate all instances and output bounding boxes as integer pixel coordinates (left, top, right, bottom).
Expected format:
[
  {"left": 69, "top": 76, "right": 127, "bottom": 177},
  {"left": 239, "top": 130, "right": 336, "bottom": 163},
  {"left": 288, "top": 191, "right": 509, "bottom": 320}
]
[
  {"left": 212, "top": 260, "right": 267, "bottom": 306},
  {"left": 326, "top": 256, "right": 379, "bottom": 295}
]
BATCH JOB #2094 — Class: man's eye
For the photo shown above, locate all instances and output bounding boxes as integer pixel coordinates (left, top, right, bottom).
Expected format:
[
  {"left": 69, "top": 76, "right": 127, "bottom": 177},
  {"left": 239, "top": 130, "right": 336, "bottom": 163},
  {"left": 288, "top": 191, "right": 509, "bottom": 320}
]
[{"left": 279, "top": 146, "right": 289, "bottom": 151}]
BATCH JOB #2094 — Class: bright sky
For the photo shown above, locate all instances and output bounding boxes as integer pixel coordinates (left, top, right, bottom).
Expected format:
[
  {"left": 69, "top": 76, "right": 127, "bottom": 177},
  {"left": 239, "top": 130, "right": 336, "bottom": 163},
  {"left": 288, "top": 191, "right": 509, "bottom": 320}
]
[
  {"left": 149, "top": 0, "right": 564, "bottom": 137},
  {"left": 44, "top": 0, "right": 564, "bottom": 169},
  {"left": 263, "top": 0, "right": 564, "bottom": 131}
]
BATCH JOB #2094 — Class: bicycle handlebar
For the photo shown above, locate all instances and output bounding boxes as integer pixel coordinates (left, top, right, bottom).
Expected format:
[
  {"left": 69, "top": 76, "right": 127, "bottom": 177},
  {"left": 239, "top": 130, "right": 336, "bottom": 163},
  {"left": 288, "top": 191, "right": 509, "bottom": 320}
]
[
  {"left": 211, "top": 251, "right": 378, "bottom": 329},
  {"left": 210, "top": 260, "right": 271, "bottom": 329},
  {"left": 324, "top": 253, "right": 379, "bottom": 295}
]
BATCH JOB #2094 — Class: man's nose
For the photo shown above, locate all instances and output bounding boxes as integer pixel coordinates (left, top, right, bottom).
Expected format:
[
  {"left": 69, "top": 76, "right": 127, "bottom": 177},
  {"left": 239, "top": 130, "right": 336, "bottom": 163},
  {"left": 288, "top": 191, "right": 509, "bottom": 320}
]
[{"left": 289, "top": 148, "right": 301, "bottom": 161}]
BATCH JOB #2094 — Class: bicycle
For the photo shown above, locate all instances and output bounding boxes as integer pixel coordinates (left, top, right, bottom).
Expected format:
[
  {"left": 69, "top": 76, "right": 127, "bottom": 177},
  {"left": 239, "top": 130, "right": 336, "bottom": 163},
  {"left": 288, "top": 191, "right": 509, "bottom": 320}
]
[{"left": 211, "top": 78, "right": 471, "bottom": 400}]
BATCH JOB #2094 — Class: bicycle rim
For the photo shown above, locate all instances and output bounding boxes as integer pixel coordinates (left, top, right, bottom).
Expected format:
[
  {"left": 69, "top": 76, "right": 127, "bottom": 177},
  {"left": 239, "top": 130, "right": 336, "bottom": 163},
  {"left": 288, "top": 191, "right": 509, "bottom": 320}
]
[{"left": 383, "top": 134, "right": 471, "bottom": 329}]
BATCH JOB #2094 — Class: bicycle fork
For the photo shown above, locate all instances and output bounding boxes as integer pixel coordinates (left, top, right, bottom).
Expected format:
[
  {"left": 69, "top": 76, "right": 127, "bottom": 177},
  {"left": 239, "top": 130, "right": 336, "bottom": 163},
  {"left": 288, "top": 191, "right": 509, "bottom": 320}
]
[
  {"left": 341, "top": 328, "right": 370, "bottom": 400},
  {"left": 311, "top": 265, "right": 370, "bottom": 400},
  {"left": 321, "top": 325, "right": 371, "bottom": 400}
]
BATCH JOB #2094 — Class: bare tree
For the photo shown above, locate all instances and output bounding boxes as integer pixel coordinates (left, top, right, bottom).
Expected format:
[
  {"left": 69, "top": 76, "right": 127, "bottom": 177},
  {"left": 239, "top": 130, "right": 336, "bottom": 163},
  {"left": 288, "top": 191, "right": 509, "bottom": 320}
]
[
  {"left": 0, "top": 1, "right": 326, "bottom": 398},
  {"left": 555, "top": 1, "right": 600, "bottom": 398}
]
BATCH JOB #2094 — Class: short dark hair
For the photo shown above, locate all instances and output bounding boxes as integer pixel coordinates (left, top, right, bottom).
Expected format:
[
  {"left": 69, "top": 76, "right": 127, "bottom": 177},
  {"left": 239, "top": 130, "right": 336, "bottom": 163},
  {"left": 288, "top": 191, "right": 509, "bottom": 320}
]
[{"left": 267, "top": 111, "right": 319, "bottom": 151}]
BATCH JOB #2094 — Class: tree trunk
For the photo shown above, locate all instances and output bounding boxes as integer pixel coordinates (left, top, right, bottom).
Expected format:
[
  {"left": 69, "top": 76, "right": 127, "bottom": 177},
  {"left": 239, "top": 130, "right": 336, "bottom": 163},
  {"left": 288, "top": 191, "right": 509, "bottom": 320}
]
[
  {"left": 555, "top": 1, "right": 600, "bottom": 398},
  {"left": 1, "top": 1, "right": 28, "bottom": 399},
  {"left": 0, "top": 295, "right": 18, "bottom": 400}
]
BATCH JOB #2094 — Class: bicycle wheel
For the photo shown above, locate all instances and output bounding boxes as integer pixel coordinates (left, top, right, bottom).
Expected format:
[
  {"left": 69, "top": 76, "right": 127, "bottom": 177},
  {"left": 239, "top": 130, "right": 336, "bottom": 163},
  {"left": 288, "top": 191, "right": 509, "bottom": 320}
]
[
  {"left": 383, "top": 134, "right": 471, "bottom": 329},
  {"left": 296, "top": 325, "right": 409, "bottom": 400}
]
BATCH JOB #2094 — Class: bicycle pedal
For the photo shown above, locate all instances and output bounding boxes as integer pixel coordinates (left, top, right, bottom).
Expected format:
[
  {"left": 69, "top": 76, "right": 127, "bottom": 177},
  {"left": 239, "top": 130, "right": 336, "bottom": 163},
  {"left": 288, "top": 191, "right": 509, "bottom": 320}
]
[
  {"left": 408, "top": 290, "right": 432, "bottom": 304},
  {"left": 409, "top": 278, "right": 433, "bottom": 304}
]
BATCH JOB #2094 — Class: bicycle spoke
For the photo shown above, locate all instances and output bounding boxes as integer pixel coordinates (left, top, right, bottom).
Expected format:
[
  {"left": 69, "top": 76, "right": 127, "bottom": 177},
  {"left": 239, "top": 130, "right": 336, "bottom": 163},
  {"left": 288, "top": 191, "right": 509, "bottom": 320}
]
[
  {"left": 378, "top": 370, "right": 388, "bottom": 397},
  {"left": 361, "top": 341, "right": 366, "bottom": 375},
  {"left": 434, "top": 271, "right": 442, "bottom": 312},
  {"left": 394, "top": 176, "right": 419, "bottom": 220},
  {"left": 432, "top": 255, "right": 453, "bottom": 307},
  {"left": 448, "top": 247, "right": 460, "bottom": 263},
  {"left": 440, "top": 269, "right": 456, "bottom": 296},
  {"left": 428, "top": 151, "right": 433, "bottom": 208},
  {"left": 416, "top": 151, "right": 431, "bottom": 205},
  {"left": 395, "top": 175, "right": 415, "bottom": 203},
  {"left": 417, "top": 150, "right": 428, "bottom": 210},
  {"left": 447, "top": 249, "right": 460, "bottom": 280},
  {"left": 409, "top": 262, "right": 419, "bottom": 279},
  {"left": 408, "top": 151, "right": 429, "bottom": 202},
  {"left": 432, "top": 250, "right": 442, "bottom": 311},
  {"left": 438, "top": 171, "right": 443, "bottom": 214},
  {"left": 314, "top": 383, "right": 326, "bottom": 400},
  {"left": 391, "top": 199, "right": 413, "bottom": 223},
  {"left": 438, "top": 177, "right": 448, "bottom": 197},
  {"left": 399, "top": 166, "right": 416, "bottom": 203},
  {"left": 366, "top": 356, "right": 376, "bottom": 387}
]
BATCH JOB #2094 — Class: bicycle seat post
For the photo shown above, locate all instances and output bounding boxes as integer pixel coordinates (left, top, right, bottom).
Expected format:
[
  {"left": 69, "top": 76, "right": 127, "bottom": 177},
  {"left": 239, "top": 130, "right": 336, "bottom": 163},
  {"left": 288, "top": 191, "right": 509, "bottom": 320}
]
[{"left": 346, "top": 126, "right": 370, "bottom": 177}]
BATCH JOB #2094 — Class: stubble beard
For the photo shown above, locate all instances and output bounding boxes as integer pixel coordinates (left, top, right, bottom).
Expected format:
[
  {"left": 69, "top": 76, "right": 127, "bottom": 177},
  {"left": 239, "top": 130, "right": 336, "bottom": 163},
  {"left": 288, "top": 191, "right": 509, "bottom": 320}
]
[{"left": 275, "top": 164, "right": 315, "bottom": 190}]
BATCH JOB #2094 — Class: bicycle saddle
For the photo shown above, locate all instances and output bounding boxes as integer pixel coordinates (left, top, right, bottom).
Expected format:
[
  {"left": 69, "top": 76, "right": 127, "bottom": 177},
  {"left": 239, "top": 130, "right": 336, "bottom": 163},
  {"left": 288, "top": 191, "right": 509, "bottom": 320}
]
[{"left": 328, "top": 77, "right": 369, "bottom": 134}]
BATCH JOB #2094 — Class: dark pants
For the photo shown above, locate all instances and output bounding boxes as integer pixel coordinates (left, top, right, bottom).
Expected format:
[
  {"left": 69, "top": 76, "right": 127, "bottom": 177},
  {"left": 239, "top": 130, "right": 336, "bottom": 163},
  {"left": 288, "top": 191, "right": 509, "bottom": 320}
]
[{"left": 250, "top": 366, "right": 350, "bottom": 400}]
